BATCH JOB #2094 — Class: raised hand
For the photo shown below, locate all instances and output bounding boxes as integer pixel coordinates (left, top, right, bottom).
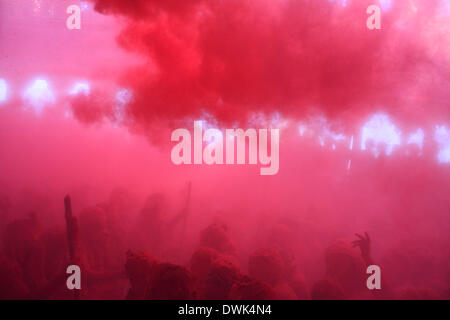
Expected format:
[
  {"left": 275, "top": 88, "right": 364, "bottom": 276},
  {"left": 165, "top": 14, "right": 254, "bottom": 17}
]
[{"left": 352, "top": 232, "right": 372, "bottom": 265}]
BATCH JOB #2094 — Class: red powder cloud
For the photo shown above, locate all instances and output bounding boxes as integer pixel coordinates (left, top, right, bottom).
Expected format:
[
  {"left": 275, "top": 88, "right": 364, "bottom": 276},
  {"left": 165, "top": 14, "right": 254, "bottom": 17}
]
[{"left": 72, "top": 0, "right": 450, "bottom": 135}]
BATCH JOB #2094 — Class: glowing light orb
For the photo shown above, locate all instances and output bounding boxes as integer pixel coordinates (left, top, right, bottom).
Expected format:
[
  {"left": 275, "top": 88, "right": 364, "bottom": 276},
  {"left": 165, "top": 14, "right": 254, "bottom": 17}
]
[
  {"left": 407, "top": 128, "right": 424, "bottom": 152},
  {"left": 379, "top": 0, "right": 393, "bottom": 11},
  {"left": 438, "top": 146, "right": 450, "bottom": 163},
  {"left": 23, "top": 79, "right": 55, "bottom": 114},
  {"left": 443, "top": 0, "right": 450, "bottom": 14},
  {"left": 434, "top": 125, "right": 450, "bottom": 164},
  {"left": 80, "top": 2, "right": 89, "bottom": 11},
  {"left": 69, "top": 82, "right": 90, "bottom": 95},
  {"left": 298, "top": 115, "right": 346, "bottom": 149},
  {"left": 317, "top": 117, "right": 346, "bottom": 148},
  {"left": 0, "top": 79, "right": 7, "bottom": 103},
  {"left": 361, "top": 113, "right": 401, "bottom": 157}
]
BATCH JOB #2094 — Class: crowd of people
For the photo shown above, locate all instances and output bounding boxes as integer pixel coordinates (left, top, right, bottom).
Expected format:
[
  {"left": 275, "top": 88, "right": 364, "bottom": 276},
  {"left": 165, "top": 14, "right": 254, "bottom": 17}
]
[{"left": 0, "top": 189, "right": 447, "bottom": 300}]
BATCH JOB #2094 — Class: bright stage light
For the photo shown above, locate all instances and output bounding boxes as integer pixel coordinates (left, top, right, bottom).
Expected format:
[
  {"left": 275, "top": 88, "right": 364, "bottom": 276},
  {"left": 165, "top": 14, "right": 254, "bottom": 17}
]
[
  {"left": 23, "top": 78, "right": 55, "bottom": 114},
  {"left": 407, "top": 128, "right": 424, "bottom": 152},
  {"left": 69, "top": 82, "right": 90, "bottom": 96},
  {"left": 435, "top": 125, "right": 450, "bottom": 164},
  {"left": 379, "top": 0, "right": 393, "bottom": 11},
  {"left": 0, "top": 78, "right": 7, "bottom": 103},
  {"left": 361, "top": 113, "right": 401, "bottom": 157}
]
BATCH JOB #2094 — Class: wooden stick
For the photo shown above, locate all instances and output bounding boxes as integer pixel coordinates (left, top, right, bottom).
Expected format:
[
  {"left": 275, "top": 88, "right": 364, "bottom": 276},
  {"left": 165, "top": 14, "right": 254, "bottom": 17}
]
[{"left": 64, "top": 195, "right": 80, "bottom": 299}]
